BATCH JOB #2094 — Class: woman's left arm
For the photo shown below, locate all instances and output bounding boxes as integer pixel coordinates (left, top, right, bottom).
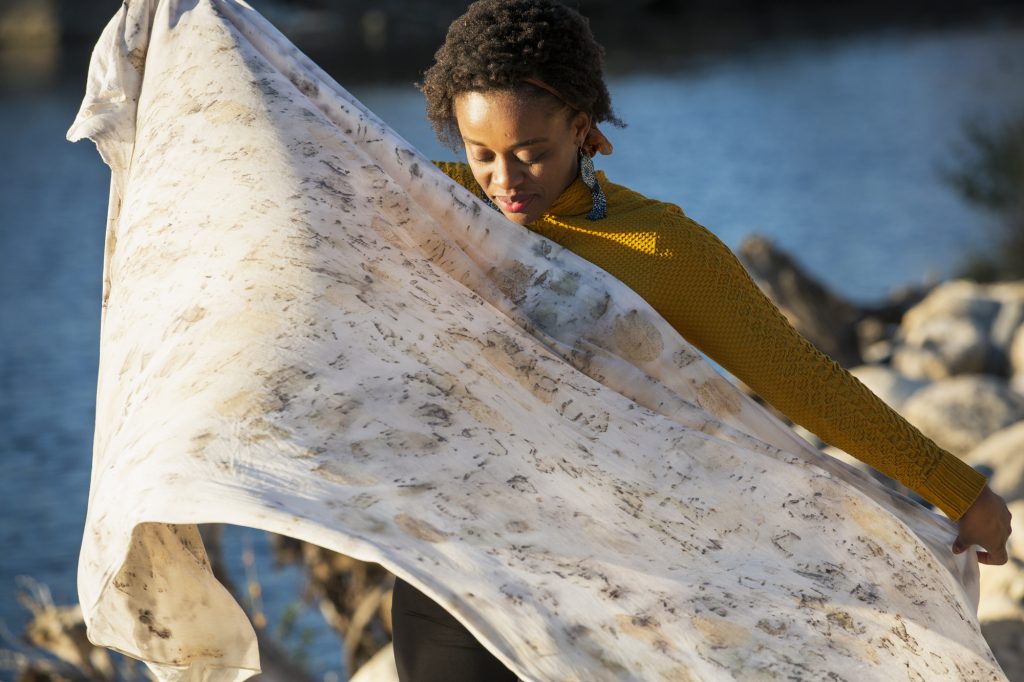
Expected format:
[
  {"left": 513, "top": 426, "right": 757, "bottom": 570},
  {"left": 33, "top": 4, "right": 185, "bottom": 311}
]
[{"left": 639, "top": 213, "right": 1011, "bottom": 561}]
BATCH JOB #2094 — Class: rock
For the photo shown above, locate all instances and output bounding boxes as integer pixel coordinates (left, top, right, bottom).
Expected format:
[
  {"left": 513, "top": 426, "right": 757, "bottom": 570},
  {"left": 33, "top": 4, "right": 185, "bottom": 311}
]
[
  {"left": 899, "top": 280, "right": 1003, "bottom": 329},
  {"left": 892, "top": 280, "right": 1003, "bottom": 379},
  {"left": 860, "top": 280, "right": 936, "bottom": 326},
  {"left": 861, "top": 339, "right": 893, "bottom": 365},
  {"left": 848, "top": 365, "right": 928, "bottom": 411},
  {"left": 987, "top": 281, "right": 1024, "bottom": 306},
  {"left": 854, "top": 317, "right": 890, "bottom": 348},
  {"left": 978, "top": 498, "right": 1024, "bottom": 676},
  {"left": 981, "top": 617, "right": 1024, "bottom": 681},
  {"left": 977, "top": 498, "right": 1024, "bottom": 678},
  {"left": 736, "top": 234, "right": 863, "bottom": 368},
  {"left": 965, "top": 422, "right": 1024, "bottom": 503},
  {"left": 1008, "top": 500, "right": 1024, "bottom": 564},
  {"left": 992, "top": 299, "right": 1024, "bottom": 372},
  {"left": 901, "top": 375, "right": 1024, "bottom": 456},
  {"left": 1011, "top": 325, "right": 1024, "bottom": 379},
  {"left": 892, "top": 315, "right": 992, "bottom": 379},
  {"left": 1014, "top": 373, "right": 1024, "bottom": 399},
  {"left": 892, "top": 279, "right": 1024, "bottom": 380},
  {"left": 978, "top": 564, "right": 1024, "bottom": 623},
  {"left": 990, "top": 281, "right": 1024, "bottom": 375}
]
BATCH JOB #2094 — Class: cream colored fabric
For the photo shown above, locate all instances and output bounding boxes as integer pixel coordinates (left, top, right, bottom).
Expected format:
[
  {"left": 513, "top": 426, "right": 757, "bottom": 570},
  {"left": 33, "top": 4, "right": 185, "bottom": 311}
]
[{"left": 68, "top": 1, "right": 1004, "bottom": 680}]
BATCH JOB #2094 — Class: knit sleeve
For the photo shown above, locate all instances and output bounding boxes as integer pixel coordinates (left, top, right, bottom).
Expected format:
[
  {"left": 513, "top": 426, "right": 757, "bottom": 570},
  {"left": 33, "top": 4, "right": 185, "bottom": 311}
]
[{"left": 647, "top": 215, "right": 986, "bottom": 521}]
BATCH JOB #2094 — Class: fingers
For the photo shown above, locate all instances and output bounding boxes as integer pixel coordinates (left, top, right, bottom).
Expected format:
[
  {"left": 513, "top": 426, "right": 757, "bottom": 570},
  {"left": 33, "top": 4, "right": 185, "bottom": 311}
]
[
  {"left": 953, "top": 484, "right": 1013, "bottom": 566},
  {"left": 977, "top": 548, "right": 1009, "bottom": 566},
  {"left": 950, "top": 539, "right": 1009, "bottom": 565}
]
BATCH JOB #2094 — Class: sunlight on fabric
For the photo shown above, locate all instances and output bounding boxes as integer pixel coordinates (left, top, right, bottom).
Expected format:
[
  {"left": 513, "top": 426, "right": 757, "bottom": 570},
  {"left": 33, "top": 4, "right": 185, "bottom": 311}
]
[{"left": 66, "top": 1, "right": 1001, "bottom": 680}]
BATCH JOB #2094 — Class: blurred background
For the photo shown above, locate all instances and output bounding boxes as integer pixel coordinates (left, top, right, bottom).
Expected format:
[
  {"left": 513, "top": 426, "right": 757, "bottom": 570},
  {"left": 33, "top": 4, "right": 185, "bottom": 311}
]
[{"left": 2, "top": 0, "right": 1024, "bottom": 680}]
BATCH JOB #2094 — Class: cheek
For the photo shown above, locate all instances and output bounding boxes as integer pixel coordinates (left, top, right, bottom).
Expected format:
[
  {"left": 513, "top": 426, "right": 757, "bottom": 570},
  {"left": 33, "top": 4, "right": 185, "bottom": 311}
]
[
  {"left": 541, "top": 152, "right": 576, "bottom": 187},
  {"left": 465, "top": 161, "right": 489, "bottom": 189}
]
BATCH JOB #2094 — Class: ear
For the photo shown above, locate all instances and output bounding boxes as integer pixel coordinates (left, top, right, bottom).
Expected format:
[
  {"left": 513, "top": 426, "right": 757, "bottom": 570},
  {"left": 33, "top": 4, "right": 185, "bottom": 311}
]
[{"left": 570, "top": 110, "right": 591, "bottom": 147}]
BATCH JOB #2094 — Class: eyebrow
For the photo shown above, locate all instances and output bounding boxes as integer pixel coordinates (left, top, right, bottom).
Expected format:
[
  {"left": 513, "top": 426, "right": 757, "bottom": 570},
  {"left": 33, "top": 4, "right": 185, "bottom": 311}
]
[{"left": 462, "top": 136, "right": 548, "bottom": 149}]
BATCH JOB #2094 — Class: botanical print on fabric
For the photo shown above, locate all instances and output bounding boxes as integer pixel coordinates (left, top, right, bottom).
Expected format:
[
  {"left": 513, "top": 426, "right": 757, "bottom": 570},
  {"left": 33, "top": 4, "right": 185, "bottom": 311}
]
[{"left": 68, "top": 1, "right": 1003, "bottom": 680}]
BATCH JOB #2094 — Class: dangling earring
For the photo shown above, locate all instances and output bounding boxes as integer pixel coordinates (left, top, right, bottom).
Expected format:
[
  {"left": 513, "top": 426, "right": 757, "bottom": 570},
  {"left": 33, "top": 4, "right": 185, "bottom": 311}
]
[{"left": 579, "top": 148, "right": 607, "bottom": 221}]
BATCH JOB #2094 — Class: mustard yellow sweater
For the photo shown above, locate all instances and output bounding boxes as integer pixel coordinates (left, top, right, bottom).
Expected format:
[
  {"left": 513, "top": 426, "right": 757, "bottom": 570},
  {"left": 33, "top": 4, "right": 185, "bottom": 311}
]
[{"left": 436, "top": 161, "right": 986, "bottom": 521}]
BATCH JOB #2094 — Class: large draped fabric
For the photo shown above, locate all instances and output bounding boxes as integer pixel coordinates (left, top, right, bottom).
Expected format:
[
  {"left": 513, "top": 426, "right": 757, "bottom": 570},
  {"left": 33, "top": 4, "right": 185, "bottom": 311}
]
[{"left": 68, "top": 1, "right": 1005, "bottom": 680}]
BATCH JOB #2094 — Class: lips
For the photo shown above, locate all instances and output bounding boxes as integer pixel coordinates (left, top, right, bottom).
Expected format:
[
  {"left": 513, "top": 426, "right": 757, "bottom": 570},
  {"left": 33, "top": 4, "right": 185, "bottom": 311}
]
[{"left": 493, "top": 194, "right": 535, "bottom": 214}]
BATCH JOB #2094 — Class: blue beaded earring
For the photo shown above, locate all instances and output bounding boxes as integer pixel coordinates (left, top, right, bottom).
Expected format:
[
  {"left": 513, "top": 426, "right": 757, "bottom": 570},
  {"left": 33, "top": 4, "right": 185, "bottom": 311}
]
[{"left": 579, "top": 148, "right": 607, "bottom": 221}]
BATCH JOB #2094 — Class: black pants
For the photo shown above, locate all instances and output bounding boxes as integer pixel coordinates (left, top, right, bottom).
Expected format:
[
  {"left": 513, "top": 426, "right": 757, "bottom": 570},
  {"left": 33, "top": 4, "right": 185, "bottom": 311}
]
[{"left": 391, "top": 576, "right": 518, "bottom": 681}]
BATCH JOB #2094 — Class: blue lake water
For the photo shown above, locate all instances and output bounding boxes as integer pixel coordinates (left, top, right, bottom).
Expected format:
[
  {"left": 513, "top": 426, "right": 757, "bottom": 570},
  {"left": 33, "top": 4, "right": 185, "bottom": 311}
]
[{"left": 1, "top": 19, "right": 1023, "bottom": 681}]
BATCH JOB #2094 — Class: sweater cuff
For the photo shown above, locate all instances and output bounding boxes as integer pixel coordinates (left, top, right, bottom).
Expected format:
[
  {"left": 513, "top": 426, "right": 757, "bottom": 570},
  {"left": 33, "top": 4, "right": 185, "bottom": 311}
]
[{"left": 917, "top": 453, "right": 988, "bottom": 521}]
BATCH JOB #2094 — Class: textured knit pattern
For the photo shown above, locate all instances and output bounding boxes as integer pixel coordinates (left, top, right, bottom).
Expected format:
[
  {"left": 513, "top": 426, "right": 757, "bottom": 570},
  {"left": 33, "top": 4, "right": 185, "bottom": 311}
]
[{"left": 436, "top": 160, "right": 987, "bottom": 521}]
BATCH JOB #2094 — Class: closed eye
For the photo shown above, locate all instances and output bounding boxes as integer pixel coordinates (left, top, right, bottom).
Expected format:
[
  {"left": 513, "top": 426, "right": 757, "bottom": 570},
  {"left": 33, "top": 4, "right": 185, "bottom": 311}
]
[{"left": 468, "top": 150, "right": 545, "bottom": 164}]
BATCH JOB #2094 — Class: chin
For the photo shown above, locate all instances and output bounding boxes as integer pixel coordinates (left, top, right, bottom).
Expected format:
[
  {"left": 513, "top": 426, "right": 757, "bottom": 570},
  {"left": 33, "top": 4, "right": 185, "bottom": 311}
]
[{"left": 506, "top": 214, "right": 532, "bottom": 226}]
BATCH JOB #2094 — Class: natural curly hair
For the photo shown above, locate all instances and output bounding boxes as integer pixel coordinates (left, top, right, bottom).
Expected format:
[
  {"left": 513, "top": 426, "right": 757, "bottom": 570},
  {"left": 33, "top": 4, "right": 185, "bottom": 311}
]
[{"left": 419, "top": 0, "right": 625, "bottom": 150}]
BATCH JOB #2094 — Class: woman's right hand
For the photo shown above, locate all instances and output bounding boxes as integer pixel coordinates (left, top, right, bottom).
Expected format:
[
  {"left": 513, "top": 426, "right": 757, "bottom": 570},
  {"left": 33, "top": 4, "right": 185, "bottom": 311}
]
[{"left": 953, "top": 484, "right": 1012, "bottom": 565}]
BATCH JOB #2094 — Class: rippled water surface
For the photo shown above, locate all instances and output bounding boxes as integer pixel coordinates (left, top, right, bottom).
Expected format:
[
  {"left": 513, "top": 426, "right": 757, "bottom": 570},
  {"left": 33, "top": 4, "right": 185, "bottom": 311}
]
[{"left": 1, "top": 19, "right": 1022, "bottom": 680}]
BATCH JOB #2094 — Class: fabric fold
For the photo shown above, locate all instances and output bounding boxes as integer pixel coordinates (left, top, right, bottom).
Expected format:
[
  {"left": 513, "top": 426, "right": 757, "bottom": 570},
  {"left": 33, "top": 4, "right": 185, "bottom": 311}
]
[{"left": 68, "top": 1, "right": 1004, "bottom": 680}]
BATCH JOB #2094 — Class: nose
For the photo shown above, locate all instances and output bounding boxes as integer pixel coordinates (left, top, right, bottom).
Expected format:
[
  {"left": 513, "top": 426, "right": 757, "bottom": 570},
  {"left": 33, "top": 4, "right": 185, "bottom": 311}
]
[{"left": 491, "top": 155, "right": 523, "bottom": 190}]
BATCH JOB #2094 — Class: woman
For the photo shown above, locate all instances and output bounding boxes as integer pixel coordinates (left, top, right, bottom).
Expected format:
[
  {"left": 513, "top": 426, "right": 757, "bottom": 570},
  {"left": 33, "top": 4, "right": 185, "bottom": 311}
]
[{"left": 390, "top": 0, "right": 1013, "bottom": 679}]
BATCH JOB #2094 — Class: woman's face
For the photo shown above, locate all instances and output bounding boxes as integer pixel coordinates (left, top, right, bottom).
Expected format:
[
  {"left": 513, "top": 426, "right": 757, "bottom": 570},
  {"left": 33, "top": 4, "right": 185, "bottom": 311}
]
[{"left": 453, "top": 89, "right": 589, "bottom": 226}]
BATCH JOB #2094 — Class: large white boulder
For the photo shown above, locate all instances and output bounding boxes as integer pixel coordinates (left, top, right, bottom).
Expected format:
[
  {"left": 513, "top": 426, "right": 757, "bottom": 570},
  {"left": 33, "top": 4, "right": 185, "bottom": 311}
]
[
  {"left": 892, "top": 280, "right": 1024, "bottom": 380},
  {"left": 899, "top": 281, "right": 1001, "bottom": 325},
  {"left": 893, "top": 316, "right": 991, "bottom": 379},
  {"left": 892, "top": 281, "right": 1000, "bottom": 380},
  {"left": 902, "top": 375, "right": 1024, "bottom": 456}
]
